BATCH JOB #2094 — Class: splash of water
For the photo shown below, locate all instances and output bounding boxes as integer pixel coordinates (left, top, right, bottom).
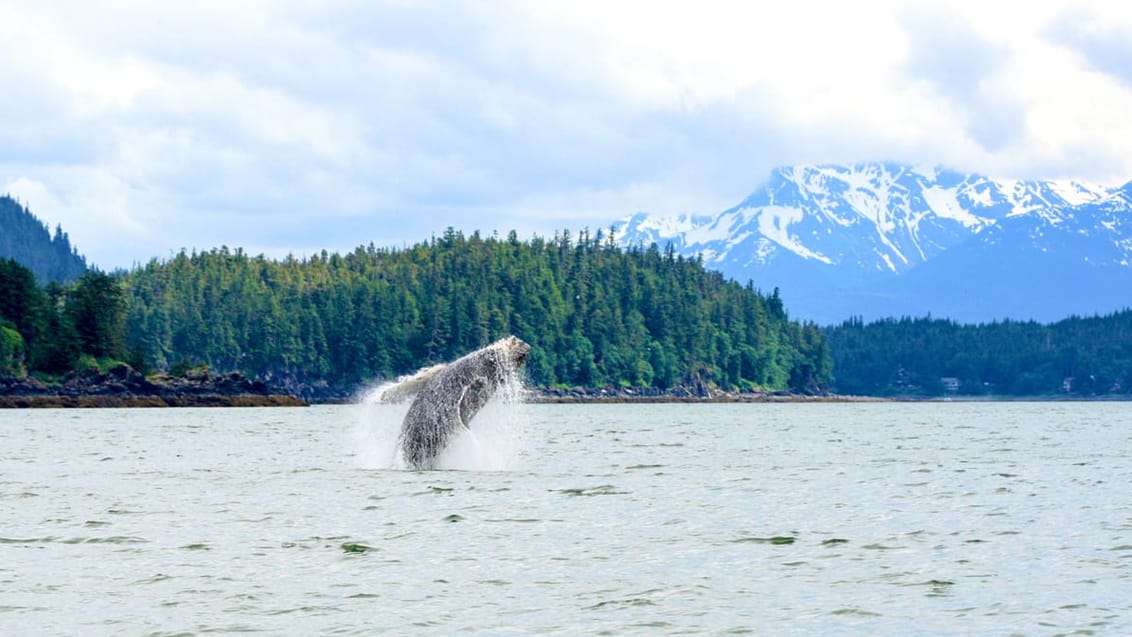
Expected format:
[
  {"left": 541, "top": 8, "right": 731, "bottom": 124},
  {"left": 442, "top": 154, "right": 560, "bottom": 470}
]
[{"left": 352, "top": 368, "right": 530, "bottom": 471}]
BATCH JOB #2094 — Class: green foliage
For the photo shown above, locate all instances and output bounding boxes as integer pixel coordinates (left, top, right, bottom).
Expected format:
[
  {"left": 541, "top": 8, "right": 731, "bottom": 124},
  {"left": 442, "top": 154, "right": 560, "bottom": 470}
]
[
  {"left": 826, "top": 313, "right": 1132, "bottom": 397},
  {"left": 0, "top": 258, "right": 127, "bottom": 378},
  {"left": 1, "top": 259, "right": 53, "bottom": 373},
  {"left": 73, "top": 354, "right": 101, "bottom": 373},
  {"left": 0, "top": 326, "right": 26, "bottom": 378},
  {"left": 120, "top": 233, "right": 831, "bottom": 393},
  {"left": 0, "top": 258, "right": 44, "bottom": 341},
  {"left": 169, "top": 358, "right": 210, "bottom": 378},
  {"left": 31, "top": 282, "right": 81, "bottom": 374},
  {"left": 68, "top": 271, "right": 127, "bottom": 360}
]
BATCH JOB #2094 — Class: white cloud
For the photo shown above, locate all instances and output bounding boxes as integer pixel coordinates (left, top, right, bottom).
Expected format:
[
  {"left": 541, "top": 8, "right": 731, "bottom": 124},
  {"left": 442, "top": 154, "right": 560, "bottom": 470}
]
[{"left": 3, "top": 0, "right": 1132, "bottom": 269}]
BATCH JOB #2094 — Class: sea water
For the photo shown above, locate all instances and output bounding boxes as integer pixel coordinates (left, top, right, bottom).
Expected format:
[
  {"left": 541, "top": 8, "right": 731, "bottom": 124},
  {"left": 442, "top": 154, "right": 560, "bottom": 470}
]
[{"left": 2, "top": 401, "right": 1130, "bottom": 635}]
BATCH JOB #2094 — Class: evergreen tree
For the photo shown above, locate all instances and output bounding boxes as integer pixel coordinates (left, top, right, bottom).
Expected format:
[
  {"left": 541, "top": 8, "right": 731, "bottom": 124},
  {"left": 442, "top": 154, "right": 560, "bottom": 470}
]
[
  {"left": 0, "top": 258, "right": 43, "bottom": 341},
  {"left": 68, "top": 271, "right": 127, "bottom": 360}
]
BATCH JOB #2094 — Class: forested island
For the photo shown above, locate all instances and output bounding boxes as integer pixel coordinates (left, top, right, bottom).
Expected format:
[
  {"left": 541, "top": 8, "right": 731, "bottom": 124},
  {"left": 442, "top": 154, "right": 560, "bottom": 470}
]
[{"left": 2, "top": 229, "right": 830, "bottom": 403}]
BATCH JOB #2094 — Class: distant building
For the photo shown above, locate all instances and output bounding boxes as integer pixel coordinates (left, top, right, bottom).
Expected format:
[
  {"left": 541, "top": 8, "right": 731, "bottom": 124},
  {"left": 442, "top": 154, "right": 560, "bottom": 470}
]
[
  {"left": 940, "top": 377, "right": 960, "bottom": 393},
  {"left": 1062, "top": 377, "right": 1074, "bottom": 393}
]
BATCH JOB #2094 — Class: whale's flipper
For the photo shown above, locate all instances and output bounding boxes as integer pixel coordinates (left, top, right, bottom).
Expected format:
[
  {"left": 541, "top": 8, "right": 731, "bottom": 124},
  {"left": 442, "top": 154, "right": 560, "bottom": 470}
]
[{"left": 458, "top": 375, "right": 492, "bottom": 427}]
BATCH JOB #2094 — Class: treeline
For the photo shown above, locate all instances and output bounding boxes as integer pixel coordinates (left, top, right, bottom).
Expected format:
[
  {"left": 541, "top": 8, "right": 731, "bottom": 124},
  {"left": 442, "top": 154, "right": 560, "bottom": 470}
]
[
  {"left": 826, "top": 314, "right": 1132, "bottom": 397},
  {"left": 121, "top": 229, "right": 830, "bottom": 394},
  {"left": 8, "top": 222, "right": 1132, "bottom": 399},
  {"left": 0, "top": 195, "right": 88, "bottom": 284},
  {"left": 0, "top": 258, "right": 127, "bottom": 378}
]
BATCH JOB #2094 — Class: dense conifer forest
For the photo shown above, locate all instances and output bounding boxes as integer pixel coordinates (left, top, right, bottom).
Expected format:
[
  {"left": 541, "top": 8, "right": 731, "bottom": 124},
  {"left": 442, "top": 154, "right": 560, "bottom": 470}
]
[
  {"left": 123, "top": 230, "right": 831, "bottom": 394},
  {"left": 826, "top": 314, "right": 1132, "bottom": 397},
  {"left": 0, "top": 195, "right": 88, "bottom": 284},
  {"left": 2, "top": 229, "right": 833, "bottom": 396}
]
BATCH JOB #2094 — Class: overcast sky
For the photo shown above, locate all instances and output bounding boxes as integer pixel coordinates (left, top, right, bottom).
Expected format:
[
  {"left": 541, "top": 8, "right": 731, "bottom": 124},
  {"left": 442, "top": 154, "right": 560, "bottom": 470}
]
[{"left": 3, "top": 1, "right": 1132, "bottom": 269}]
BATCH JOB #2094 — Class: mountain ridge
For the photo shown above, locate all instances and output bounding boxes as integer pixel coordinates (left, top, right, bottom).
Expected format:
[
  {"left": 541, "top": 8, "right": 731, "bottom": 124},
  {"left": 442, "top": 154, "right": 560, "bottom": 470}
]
[
  {"left": 0, "top": 194, "right": 89, "bottom": 284},
  {"left": 613, "top": 162, "right": 1132, "bottom": 324}
]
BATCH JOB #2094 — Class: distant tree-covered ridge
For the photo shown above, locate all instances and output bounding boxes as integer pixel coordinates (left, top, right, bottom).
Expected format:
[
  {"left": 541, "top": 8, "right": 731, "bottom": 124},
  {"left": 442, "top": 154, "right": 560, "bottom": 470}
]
[
  {"left": 122, "top": 229, "right": 832, "bottom": 396},
  {"left": 826, "top": 314, "right": 1132, "bottom": 397},
  {"left": 0, "top": 195, "right": 89, "bottom": 284}
]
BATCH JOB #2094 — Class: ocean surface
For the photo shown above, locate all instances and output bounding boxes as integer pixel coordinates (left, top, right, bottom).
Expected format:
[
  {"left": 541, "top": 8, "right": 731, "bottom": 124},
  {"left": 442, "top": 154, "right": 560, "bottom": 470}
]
[{"left": 2, "top": 399, "right": 1130, "bottom": 635}]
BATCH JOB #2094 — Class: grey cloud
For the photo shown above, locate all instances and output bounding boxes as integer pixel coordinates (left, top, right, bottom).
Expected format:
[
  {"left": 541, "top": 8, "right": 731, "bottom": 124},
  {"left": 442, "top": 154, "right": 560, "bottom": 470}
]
[
  {"left": 0, "top": 55, "right": 104, "bottom": 167},
  {"left": 1047, "top": 11, "right": 1132, "bottom": 88},
  {"left": 5, "top": 2, "right": 767, "bottom": 255},
  {"left": 900, "top": 5, "right": 1025, "bottom": 151}
]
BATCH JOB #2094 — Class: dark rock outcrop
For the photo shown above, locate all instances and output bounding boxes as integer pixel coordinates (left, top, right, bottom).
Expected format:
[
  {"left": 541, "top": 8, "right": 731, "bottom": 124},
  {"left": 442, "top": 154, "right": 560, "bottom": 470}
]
[{"left": 0, "top": 364, "right": 305, "bottom": 408}]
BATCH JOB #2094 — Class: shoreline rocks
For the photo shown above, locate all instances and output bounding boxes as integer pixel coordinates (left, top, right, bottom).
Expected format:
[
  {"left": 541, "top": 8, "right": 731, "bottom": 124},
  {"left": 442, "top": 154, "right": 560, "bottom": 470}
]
[
  {"left": 528, "top": 385, "right": 870, "bottom": 404},
  {"left": 2, "top": 366, "right": 872, "bottom": 408},
  {"left": 0, "top": 363, "right": 307, "bottom": 408}
]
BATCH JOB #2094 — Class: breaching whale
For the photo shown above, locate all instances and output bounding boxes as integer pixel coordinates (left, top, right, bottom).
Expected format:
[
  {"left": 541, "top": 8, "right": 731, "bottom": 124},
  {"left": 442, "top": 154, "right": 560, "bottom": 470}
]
[{"left": 380, "top": 336, "right": 531, "bottom": 470}]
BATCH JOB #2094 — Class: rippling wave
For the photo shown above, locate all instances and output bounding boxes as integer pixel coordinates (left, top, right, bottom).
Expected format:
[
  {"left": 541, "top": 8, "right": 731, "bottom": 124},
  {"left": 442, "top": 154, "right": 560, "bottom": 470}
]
[{"left": 1, "top": 402, "right": 1130, "bottom": 634}]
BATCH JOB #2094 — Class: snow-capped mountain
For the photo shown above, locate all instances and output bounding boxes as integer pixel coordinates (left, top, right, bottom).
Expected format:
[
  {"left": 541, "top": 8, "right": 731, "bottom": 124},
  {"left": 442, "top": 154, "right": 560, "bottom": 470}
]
[{"left": 614, "top": 163, "right": 1132, "bottom": 324}]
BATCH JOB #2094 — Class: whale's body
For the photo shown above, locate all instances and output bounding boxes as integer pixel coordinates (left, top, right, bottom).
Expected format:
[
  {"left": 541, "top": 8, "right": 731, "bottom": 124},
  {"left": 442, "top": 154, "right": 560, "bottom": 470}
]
[{"left": 387, "top": 336, "right": 530, "bottom": 470}]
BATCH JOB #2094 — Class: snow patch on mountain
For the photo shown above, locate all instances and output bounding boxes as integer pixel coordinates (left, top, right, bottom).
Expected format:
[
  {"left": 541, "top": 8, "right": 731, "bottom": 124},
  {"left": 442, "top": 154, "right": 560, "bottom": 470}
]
[
  {"left": 756, "top": 205, "right": 832, "bottom": 265},
  {"left": 920, "top": 186, "right": 986, "bottom": 228},
  {"left": 624, "top": 211, "right": 705, "bottom": 238},
  {"left": 1049, "top": 181, "right": 1110, "bottom": 206}
]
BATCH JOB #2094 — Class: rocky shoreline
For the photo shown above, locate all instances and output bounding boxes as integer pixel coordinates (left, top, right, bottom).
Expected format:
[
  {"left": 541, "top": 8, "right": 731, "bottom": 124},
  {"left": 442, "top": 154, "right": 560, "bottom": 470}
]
[
  {"left": 529, "top": 385, "right": 874, "bottom": 403},
  {"left": 0, "top": 364, "right": 307, "bottom": 408},
  {"left": 1, "top": 365, "right": 872, "bottom": 408},
  {"left": 4, "top": 367, "right": 1120, "bottom": 406}
]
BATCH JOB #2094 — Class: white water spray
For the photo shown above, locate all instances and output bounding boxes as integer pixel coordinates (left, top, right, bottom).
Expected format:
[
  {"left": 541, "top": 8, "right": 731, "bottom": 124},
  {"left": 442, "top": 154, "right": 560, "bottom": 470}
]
[{"left": 352, "top": 367, "right": 530, "bottom": 471}]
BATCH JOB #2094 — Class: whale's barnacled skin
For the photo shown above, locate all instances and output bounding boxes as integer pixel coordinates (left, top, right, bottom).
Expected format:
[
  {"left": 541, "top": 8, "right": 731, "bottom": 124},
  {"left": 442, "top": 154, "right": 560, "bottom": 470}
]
[{"left": 395, "top": 336, "right": 530, "bottom": 469}]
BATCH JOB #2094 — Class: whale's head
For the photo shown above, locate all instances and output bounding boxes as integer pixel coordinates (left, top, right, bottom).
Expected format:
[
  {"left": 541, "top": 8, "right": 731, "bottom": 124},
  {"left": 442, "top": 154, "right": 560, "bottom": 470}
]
[
  {"left": 487, "top": 335, "right": 530, "bottom": 371},
  {"left": 500, "top": 335, "right": 531, "bottom": 368}
]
